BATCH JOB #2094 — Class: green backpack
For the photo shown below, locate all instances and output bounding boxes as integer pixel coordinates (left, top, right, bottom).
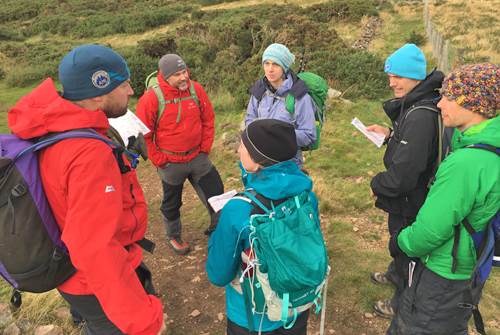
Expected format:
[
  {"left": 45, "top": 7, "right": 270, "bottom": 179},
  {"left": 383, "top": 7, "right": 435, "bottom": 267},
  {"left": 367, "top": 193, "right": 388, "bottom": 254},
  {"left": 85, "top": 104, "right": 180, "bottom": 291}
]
[
  {"left": 285, "top": 72, "right": 328, "bottom": 151},
  {"left": 237, "top": 190, "right": 330, "bottom": 331},
  {"left": 144, "top": 71, "right": 200, "bottom": 125}
]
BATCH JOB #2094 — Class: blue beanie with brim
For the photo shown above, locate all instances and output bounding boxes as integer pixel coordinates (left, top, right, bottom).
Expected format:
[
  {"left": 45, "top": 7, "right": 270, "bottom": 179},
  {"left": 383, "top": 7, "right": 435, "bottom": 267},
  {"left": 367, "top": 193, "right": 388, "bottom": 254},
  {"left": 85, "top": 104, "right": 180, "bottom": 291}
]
[
  {"left": 59, "top": 44, "right": 130, "bottom": 101},
  {"left": 262, "top": 43, "right": 295, "bottom": 72},
  {"left": 384, "top": 43, "right": 427, "bottom": 80}
]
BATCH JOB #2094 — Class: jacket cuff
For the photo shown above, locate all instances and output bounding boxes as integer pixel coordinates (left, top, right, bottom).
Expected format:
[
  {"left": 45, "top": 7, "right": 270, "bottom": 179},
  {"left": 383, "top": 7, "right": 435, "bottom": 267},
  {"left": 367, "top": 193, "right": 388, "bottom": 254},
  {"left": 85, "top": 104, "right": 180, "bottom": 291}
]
[
  {"left": 383, "top": 128, "right": 393, "bottom": 145},
  {"left": 389, "top": 230, "right": 404, "bottom": 258}
]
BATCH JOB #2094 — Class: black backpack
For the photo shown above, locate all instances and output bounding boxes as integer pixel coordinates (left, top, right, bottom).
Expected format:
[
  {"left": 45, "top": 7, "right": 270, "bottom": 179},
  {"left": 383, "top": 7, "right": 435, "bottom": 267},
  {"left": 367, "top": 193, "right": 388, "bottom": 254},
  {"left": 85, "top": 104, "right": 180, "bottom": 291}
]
[
  {"left": 0, "top": 129, "right": 147, "bottom": 307},
  {"left": 395, "top": 99, "right": 453, "bottom": 187}
]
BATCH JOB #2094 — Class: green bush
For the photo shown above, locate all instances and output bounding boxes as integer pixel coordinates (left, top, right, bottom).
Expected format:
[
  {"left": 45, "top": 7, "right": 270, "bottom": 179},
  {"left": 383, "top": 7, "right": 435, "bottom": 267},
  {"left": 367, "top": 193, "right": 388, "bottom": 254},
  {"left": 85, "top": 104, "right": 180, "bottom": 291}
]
[
  {"left": 407, "top": 30, "right": 426, "bottom": 46},
  {"left": 3, "top": 1, "right": 193, "bottom": 38},
  {"left": 120, "top": 49, "right": 158, "bottom": 97},
  {"left": 5, "top": 64, "right": 54, "bottom": 87},
  {"left": 0, "top": 26, "right": 24, "bottom": 41},
  {"left": 0, "top": 0, "right": 389, "bottom": 104},
  {"left": 308, "top": 49, "right": 389, "bottom": 99},
  {"left": 306, "top": 0, "right": 379, "bottom": 23}
]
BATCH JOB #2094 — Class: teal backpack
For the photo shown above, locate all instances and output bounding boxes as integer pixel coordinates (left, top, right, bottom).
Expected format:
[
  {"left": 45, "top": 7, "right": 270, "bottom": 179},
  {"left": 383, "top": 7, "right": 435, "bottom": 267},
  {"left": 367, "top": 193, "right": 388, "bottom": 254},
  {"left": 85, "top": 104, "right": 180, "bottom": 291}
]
[{"left": 236, "top": 190, "right": 330, "bottom": 332}]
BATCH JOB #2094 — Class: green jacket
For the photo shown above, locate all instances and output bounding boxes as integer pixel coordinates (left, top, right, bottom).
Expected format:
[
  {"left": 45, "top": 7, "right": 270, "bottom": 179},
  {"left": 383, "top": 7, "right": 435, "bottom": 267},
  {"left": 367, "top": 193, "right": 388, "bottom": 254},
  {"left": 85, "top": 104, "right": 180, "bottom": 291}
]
[{"left": 398, "top": 116, "right": 500, "bottom": 280}]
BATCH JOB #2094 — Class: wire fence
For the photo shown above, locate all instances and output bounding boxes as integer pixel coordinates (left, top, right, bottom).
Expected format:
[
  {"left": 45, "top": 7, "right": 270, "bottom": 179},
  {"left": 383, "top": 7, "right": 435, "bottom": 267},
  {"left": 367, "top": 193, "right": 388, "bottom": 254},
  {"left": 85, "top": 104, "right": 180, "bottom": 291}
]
[{"left": 423, "top": 0, "right": 456, "bottom": 74}]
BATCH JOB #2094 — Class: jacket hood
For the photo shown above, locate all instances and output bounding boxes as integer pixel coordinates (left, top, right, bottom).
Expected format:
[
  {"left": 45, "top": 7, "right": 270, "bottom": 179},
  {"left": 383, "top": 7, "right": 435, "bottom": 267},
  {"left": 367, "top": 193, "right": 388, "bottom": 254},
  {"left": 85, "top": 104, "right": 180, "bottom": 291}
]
[
  {"left": 383, "top": 69, "right": 444, "bottom": 119},
  {"left": 453, "top": 115, "right": 500, "bottom": 150},
  {"left": 8, "top": 78, "right": 109, "bottom": 140},
  {"left": 157, "top": 72, "right": 192, "bottom": 96},
  {"left": 240, "top": 160, "right": 312, "bottom": 200}
]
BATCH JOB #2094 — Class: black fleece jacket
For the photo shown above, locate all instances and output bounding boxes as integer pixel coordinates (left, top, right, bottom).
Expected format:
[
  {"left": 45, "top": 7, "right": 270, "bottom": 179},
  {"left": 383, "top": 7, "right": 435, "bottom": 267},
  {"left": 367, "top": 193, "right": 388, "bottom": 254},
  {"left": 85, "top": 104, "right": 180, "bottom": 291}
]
[{"left": 371, "top": 70, "right": 445, "bottom": 218}]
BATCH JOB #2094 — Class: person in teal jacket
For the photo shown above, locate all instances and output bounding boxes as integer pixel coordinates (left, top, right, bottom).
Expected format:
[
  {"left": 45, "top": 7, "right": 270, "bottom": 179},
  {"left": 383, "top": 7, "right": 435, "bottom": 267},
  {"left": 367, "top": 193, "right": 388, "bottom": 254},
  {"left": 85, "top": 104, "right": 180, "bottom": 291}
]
[
  {"left": 206, "top": 119, "right": 318, "bottom": 334},
  {"left": 387, "top": 63, "right": 499, "bottom": 335}
]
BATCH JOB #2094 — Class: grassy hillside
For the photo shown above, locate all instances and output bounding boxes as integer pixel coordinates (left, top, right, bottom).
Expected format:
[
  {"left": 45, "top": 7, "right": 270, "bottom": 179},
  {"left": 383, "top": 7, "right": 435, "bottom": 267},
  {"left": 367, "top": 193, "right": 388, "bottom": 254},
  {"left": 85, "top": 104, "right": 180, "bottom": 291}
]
[
  {"left": 0, "top": 1, "right": 498, "bottom": 334},
  {"left": 428, "top": 0, "right": 499, "bottom": 64}
]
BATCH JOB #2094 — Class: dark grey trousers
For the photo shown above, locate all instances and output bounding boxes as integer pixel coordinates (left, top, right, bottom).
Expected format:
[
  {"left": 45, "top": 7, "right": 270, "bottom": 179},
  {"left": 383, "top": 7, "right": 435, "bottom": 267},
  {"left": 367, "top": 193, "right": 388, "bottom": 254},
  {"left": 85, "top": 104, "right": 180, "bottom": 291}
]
[
  {"left": 386, "top": 213, "right": 415, "bottom": 311},
  {"left": 59, "top": 263, "right": 156, "bottom": 335},
  {"left": 158, "top": 153, "right": 223, "bottom": 238},
  {"left": 387, "top": 263, "right": 482, "bottom": 335}
]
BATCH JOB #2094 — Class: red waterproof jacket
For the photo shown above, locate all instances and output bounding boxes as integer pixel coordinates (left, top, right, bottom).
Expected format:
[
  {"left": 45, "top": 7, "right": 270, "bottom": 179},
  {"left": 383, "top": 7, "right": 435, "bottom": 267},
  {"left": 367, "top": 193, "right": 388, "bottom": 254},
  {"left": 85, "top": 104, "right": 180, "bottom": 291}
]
[
  {"left": 136, "top": 73, "right": 215, "bottom": 167},
  {"left": 8, "top": 78, "right": 163, "bottom": 335}
]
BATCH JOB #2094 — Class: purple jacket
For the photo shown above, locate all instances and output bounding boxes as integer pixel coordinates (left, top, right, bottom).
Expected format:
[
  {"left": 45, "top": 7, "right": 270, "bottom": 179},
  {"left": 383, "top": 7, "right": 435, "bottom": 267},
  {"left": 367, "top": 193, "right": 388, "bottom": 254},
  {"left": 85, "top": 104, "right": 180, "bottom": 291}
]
[{"left": 246, "top": 72, "right": 316, "bottom": 166}]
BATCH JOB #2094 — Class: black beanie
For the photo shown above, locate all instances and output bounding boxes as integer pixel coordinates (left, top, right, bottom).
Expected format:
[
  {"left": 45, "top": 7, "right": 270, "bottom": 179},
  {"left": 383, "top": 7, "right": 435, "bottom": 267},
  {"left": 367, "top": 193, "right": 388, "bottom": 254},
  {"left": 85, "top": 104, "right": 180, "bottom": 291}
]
[{"left": 241, "top": 119, "right": 297, "bottom": 167}]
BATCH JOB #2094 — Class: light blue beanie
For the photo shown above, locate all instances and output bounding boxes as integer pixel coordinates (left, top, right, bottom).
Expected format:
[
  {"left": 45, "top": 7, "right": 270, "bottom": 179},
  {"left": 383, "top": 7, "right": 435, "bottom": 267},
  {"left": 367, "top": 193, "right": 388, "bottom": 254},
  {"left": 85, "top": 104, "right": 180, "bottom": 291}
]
[
  {"left": 384, "top": 44, "right": 427, "bottom": 80},
  {"left": 262, "top": 43, "right": 295, "bottom": 72}
]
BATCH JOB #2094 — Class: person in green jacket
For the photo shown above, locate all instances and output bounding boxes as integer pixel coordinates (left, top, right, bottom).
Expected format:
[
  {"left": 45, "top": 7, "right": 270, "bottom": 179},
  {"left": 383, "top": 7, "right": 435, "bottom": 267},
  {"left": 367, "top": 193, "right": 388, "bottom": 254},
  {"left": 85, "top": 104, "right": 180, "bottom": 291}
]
[{"left": 387, "top": 63, "right": 499, "bottom": 335}]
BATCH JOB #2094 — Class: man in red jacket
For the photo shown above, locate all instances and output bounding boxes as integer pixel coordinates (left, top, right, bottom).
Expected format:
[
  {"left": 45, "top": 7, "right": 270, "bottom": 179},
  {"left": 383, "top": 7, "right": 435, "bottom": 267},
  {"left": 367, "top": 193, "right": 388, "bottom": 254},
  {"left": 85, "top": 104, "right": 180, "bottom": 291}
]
[
  {"left": 136, "top": 54, "right": 224, "bottom": 255},
  {"left": 8, "top": 44, "right": 165, "bottom": 335}
]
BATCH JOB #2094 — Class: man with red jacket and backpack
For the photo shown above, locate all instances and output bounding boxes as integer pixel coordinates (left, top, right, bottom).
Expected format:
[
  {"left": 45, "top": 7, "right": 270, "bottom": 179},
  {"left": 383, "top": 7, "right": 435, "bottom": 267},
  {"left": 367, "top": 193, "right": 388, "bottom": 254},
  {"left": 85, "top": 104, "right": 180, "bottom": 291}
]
[
  {"left": 8, "top": 44, "right": 165, "bottom": 335},
  {"left": 136, "top": 54, "right": 224, "bottom": 255}
]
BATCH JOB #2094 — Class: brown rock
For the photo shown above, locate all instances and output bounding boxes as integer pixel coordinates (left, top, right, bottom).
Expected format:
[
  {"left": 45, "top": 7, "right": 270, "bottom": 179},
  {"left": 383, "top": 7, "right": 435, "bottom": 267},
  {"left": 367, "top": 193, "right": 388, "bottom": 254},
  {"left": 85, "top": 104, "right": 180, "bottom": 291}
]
[
  {"left": 190, "top": 309, "right": 201, "bottom": 318},
  {"left": 0, "top": 303, "right": 13, "bottom": 327},
  {"left": 34, "top": 325, "right": 63, "bottom": 335},
  {"left": 54, "top": 306, "right": 71, "bottom": 321},
  {"left": 3, "top": 323, "right": 21, "bottom": 335}
]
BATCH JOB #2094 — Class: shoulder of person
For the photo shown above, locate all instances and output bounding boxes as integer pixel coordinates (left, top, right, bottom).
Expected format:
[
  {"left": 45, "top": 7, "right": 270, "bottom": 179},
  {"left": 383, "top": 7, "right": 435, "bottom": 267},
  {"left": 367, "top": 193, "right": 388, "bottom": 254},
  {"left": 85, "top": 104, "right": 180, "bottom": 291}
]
[{"left": 404, "top": 102, "right": 440, "bottom": 123}]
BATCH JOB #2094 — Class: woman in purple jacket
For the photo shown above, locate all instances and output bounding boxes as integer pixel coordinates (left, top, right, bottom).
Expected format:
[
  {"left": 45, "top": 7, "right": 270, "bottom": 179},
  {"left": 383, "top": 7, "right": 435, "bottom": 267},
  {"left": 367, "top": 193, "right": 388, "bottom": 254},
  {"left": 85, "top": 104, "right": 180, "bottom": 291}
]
[{"left": 246, "top": 43, "right": 317, "bottom": 167}]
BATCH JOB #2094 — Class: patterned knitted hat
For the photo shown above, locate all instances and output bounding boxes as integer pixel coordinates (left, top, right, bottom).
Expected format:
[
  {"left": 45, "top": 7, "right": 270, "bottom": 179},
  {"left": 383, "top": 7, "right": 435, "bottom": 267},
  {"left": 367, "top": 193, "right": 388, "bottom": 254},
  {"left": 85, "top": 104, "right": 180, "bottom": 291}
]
[{"left": 440, "top": 63, "right": 498, "bottom": 118}]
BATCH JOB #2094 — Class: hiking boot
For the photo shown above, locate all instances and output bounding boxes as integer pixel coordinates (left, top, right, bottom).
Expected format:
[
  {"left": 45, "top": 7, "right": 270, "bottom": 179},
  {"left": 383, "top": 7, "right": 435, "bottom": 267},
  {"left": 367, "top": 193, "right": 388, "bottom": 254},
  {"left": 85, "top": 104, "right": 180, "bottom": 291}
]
[
  {"left": 373, "top": 299, "right": 395, "bottom": 319},
  {"left": 370, "top": 271, "right": 391, "bottom": 285},
  {"left": 168, "top": 237, "right": 190, "bottom": 255}
]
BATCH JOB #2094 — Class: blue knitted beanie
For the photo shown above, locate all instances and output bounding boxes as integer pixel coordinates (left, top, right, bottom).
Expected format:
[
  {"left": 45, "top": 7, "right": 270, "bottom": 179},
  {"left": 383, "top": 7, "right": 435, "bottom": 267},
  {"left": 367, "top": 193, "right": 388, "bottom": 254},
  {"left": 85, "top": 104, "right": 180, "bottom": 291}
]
[
  {"left": 384, "top": 44, "right": 427, "bottom": 80},
  {"left": 59, "top": 44, "right": 130, "bottom": 101},
  {"left": 262, "top": 43, "right": 295, "bottom": 72}
]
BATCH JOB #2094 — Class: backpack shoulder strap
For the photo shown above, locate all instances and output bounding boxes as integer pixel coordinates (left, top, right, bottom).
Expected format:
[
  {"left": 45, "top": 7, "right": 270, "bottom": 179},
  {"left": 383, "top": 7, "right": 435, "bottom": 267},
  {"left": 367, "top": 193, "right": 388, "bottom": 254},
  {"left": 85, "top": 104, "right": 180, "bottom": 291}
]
[
  {"left": 15, "top": 129, "right": 116, "bottom": 161},
  {"left": 151, "top": 85, "right": 166, "bottom": 121},
  {"left": 285, "top": 71, "right": 308, "bottom": 115},
  {"left": 239, "top": 190, "right": 272, "bottom": 215},
  {"left": 466, "top": 144, "right": 500, "bottom": 156},
  {"left": 249, "top": 78, "right": 267, "bottom": 102},
  {"left": 20, "top": 129, "right": 135, "bottom": 174},
  {"left": 188, "top": 82, "right": 200, "bottom": 107},
  {"left": 287, "top": 71, "right": 308, "bottom": 99}
]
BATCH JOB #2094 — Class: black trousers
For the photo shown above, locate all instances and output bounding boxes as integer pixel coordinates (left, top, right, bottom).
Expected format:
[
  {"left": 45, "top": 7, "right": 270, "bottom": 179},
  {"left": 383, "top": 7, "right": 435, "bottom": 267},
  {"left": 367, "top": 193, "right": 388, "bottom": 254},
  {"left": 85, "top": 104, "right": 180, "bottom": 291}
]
[
  {"left": 227, "top": 310, "right": 310, "bottom": 335},
  {"left": 387, "top": 263, "right": 482, "bottom": 335},
  {"left": 386, "top": 213, "right": 414, "bottom": 311},
  {"left": 59, "top": 263, "right": 156, "bottom": 335}
]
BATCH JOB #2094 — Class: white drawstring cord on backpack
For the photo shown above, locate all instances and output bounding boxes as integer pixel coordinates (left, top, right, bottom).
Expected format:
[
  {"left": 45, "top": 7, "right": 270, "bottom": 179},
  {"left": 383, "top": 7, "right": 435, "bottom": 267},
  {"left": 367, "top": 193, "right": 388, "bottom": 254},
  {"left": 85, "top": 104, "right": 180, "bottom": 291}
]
[{"left": 319, "top": 272, "right": 330, "bottom": 335}]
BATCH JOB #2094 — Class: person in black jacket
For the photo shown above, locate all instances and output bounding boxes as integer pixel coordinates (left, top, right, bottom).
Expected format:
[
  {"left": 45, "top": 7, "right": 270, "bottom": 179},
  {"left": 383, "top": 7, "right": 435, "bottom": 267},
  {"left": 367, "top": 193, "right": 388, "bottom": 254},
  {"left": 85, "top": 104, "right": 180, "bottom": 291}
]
[{"left": 366, "top": 44, "right": 446, "bottom": 318}]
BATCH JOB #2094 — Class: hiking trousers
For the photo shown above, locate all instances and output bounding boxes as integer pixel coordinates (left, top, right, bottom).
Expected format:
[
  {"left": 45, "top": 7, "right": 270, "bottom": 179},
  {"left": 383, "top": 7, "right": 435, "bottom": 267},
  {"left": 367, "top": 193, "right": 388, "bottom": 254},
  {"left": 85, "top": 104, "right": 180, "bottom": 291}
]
[
  {"left": 227, "top": 310, "right": 310, "bottom": 335},
  {"left": 157, "top": 153, "right": 224, "bottom": 238},
  {"left": 59, "top": 263, "right": 156, "bottom": 335},
  {"left": 386, "top": 213, "right": 414, "bottom": 311},
  {"left": 387, "top": 263, "right": 482, "bottom": 335}
]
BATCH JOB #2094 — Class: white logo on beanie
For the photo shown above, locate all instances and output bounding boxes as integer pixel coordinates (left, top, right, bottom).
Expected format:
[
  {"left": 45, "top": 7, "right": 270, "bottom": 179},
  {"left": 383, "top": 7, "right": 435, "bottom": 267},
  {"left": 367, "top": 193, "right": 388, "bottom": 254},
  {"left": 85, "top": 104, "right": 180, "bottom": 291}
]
[{"left": 92, "top": 70, "right": 111, "bottom": 89}]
